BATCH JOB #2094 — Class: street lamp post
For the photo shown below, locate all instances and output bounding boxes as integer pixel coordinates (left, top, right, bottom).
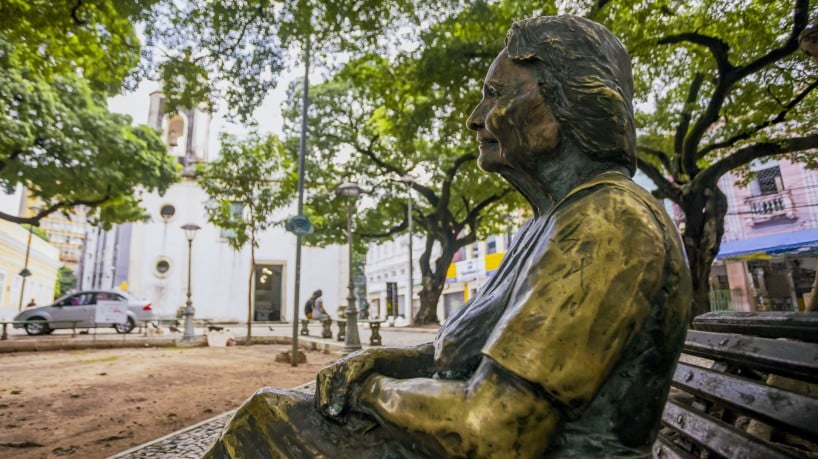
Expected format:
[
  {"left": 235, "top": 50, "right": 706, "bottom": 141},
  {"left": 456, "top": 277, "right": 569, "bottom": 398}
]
[
  {"left": 181, "top": 223, "right": 201, "bottom": 341},
  {"left": 18, "top": 206, "right": 40, "bottom": 311},
  {"left": 335, "top": 183, "right": 362, "bottom": 353},
  {"left": 401, "top": 174, "right": 415, "bottom": 326}
]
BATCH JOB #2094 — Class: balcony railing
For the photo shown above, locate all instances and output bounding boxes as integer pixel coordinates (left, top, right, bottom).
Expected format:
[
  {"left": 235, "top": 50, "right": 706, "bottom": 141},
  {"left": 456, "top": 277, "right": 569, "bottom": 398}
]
[{"left": 744, "top": 189, "right": 797, "bottom": 226}]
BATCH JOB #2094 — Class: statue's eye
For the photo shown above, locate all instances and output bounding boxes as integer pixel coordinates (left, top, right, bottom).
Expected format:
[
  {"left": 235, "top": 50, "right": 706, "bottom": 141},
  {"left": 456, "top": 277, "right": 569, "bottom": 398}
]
[{"left": 484, "top": 84, "right": 501, "bottom": 98}]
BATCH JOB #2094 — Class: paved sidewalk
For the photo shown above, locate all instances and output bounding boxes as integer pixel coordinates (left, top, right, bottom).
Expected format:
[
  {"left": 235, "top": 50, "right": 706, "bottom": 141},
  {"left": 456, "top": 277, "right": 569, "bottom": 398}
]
[
  {"left": 0, "top": 320, "right": 439, "bottom": 352},
  {"left": 106, "top": 324, "right": 437, "bottom": 458}
]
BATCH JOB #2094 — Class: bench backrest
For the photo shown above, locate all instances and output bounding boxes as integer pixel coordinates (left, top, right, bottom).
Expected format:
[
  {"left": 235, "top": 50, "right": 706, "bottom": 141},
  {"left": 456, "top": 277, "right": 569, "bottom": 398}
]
[{"left": 655, "top": 312, "right": 818, "bottom": 459}]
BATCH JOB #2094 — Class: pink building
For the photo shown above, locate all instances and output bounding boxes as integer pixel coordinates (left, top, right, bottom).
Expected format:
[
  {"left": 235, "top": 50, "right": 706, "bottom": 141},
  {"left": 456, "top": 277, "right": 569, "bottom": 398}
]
[{"left": 710, "top": 158, "right": 818, "bottom": 311}]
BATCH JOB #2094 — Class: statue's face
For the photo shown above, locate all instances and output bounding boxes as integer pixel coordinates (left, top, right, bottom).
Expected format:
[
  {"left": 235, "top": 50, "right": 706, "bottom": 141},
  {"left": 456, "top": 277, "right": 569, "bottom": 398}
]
[{"left": 467, "top": 50, "right": 560, "bottom": 172}]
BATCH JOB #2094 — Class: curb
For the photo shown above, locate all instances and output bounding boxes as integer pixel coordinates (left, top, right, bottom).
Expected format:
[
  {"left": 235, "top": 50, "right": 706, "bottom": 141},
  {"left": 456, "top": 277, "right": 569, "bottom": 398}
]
[{"left": 109, "top": 381, "right": 316, "bottom": 458}]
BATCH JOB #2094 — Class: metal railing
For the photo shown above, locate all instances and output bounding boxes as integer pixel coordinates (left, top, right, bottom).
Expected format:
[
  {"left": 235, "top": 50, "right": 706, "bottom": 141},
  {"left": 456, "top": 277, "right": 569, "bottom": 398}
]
[
  {"left": 744, "top": 189, "right": 797, "bottom": 225},
  {"left": 708, "top": 289, "right": 733, "bottom": 311}
]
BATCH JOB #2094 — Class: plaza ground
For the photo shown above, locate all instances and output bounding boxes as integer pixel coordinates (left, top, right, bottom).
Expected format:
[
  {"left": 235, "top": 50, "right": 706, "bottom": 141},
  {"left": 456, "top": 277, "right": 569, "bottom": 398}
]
[
  {"left": 0, "top": 323, "right": 438, "bottom": 458},
  {"left": 0, "top": 343, "right": 337, "bottom": 458}
]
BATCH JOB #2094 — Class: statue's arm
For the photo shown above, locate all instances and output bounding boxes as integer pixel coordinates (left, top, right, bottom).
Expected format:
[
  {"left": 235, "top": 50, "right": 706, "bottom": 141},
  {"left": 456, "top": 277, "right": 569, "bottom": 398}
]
[
  {"left": 356, "top": 357, "right": 561, "bottom": 458},
  {"left": 315, "top": 342, "right": 434, "bottom": 418}
]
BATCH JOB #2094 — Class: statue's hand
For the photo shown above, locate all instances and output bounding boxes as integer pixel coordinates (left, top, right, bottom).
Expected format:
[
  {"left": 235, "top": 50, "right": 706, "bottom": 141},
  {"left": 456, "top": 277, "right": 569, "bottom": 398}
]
[{"left": 315, "top": 349, "right": 378, "bottom": 420}]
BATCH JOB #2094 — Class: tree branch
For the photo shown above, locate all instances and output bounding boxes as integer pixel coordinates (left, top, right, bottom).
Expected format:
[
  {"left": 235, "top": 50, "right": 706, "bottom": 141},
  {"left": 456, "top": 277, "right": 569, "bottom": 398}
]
[
  {"left": 657, "top": 1, "right": 806, "bottom": 170},
  {"left": 462, "top": 188, "right": 513, "bottom": 225},
  {"left": 438, "top": 153, "right": 477, "bottom": 229},
  {"left": 216, "top": 6, "right": 262, "bottom": 58},
  {"left": 359, "top": 220, "right": 408, "bottom": 239},
  {"left": 0, "top": 195, "right": 111, "bottom": 225},
  {"left": 438, "top": 153, "right": 476, "bottom": 221},
  {"left": 636, "top": 156, "right": 681, "bottom": 201},
  {"left": 405, "top": 180, "right": 438, "bottom": 209},
  {"left": 638, "top": 145, "right": 673, "bottom": 176},
  {"left": 588, "top": 0, "right": 613, "bottom": 20},
  {"left": 658, "top": 33, "right": 733, "bottom": 75},
  {"left": 71, "top": 0, "right": 88, "bottom": 26},
  {"left": 698, "top": 78, "right": 818, "bottom": 158},
  {"left": 348, "top": 137, "right": 402, "bottom": 177},
  {"left": 732, "top": 0, "right": 809, "bottom": 81},
  {"left": 676, "top": 72, "right": 704, "bottom": 161},
  {"left": 0, "top": 149, "right": 25, "bottom": 172},
  {"left": 702, "top": 133, "right": 818, "bottom": 185}
]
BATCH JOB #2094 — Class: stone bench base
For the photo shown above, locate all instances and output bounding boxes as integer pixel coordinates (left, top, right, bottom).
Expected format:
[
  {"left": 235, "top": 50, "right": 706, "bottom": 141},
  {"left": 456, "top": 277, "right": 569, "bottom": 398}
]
[
  {"left": 335, "top": 320, "right": 384, "bottom": 346},
  {"left": 299, "top": 319, "right": 333, "bottom": 339}
]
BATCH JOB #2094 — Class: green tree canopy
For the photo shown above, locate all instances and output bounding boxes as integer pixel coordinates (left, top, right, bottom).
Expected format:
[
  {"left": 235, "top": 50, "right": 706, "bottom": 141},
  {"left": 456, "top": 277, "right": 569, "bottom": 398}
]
[
  {"left": 578, "top": 0, "right": 818, "bottom": 315},
  {"left": 141, "top": 0, "right": 818, "bottom": 320},
  {"left": 142, "top": 0, "right": 456, "bottom": 121},
  {"left": 0, "top": 1, "right": 178, "bottom": 228},
  {"left": 405, "top": 0, "right": 818, "bottom": 316},
  {"left": 282, "top": 48, "right": 529, "bottom": 323},
  {"left": 201, "top": 132, "right": 292, "bottom": 251},
  {"left": 200, "top": 132, "right": 293, "bottom": 338}
]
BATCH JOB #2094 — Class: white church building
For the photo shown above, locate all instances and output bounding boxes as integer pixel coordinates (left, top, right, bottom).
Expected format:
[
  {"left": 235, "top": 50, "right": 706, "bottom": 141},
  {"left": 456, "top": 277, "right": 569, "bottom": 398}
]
[{"left": 83, "top": 92, "right": 347, "bottom": 323}]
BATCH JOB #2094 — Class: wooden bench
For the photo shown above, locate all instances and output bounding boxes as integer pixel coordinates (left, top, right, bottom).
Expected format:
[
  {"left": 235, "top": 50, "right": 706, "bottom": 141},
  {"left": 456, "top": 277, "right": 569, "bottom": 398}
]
[
  {"left": 655, "top": 311, "right": 818, "bottom": 458},
  {"left": 299, "top": 318, "right": 333, "bottom": 339},
  {"left": 335, "top": 319, "right": 385, "bottom": 346}
]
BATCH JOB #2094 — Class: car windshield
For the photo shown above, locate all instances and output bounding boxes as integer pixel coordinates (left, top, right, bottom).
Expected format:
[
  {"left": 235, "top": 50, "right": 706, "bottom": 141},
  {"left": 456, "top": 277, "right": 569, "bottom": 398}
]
[{"left": 53, "top": 291, "right": 138, "bottom": 306}]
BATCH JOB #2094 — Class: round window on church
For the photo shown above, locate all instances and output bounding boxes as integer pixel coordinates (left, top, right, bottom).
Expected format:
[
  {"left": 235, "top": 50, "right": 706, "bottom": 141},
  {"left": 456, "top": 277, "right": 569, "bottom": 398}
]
[
  {"left": 153, "top": 257, "right": 172, "bottom": 278},
  {"left": 160, "top": 204, "right": 176, "bottom": 221}
]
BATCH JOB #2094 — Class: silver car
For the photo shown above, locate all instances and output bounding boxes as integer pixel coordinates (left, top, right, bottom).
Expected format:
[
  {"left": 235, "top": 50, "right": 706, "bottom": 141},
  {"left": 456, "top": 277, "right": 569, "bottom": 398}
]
[{"left": 13, "top": 290, "right": 156, "bottom": 335}]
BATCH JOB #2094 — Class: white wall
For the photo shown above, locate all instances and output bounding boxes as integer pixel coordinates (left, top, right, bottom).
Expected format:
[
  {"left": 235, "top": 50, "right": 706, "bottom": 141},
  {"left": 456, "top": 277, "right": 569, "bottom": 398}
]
[
  {"left": 0, "top": 185, "right": 23, "bottom": 216},
  {"left": 126, "top": 180, "right": 345, "bottom": 322}
]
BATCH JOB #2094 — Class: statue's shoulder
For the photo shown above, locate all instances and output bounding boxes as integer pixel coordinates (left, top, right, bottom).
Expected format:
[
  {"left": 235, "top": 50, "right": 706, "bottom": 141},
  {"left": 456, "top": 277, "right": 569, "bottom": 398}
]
[
  {"left": 557, "top": 171, "right": 655, "bottom": 214},
  {"left": 552, "top": 171, "right": 676, "bottom": 243}
]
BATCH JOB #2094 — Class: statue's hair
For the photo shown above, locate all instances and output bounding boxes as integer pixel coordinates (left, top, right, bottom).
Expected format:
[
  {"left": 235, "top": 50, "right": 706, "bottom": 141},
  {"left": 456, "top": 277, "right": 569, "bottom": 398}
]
[{"left": 505, "top": 15, "right": 636, "bottom": 175}]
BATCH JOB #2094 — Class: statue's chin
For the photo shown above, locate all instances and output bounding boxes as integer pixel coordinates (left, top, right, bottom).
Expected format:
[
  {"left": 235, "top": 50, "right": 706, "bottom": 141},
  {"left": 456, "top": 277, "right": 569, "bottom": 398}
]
[{"left": 477, "top": 152, "right": 504, "bottom": 173}]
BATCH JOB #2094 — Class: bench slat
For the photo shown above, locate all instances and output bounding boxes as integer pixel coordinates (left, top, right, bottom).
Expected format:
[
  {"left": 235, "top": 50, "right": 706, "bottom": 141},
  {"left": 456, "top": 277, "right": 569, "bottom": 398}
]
[
  {"left": 672, "top": 362, "right": 818, "bottom": 440},
  {"left": 653, "top": 433, "right": 698, "bottom": 459},
  {"left": 684, "top": 330, "right": 818, "bottom": 384},
  {"left": 693, "top": 312, "right": 818, "bottom": 343},
  {"left": 660, "top": 400, "right": 798, "bottom": 459}
]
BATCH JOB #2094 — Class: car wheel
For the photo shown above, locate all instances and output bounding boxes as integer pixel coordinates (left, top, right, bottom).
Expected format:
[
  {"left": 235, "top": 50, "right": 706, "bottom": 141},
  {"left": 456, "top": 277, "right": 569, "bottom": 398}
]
[
  {"left": 24, "top": 318, "right": 50, "bottom": 336},
  {"left": 114, "top": 317, "right": 135, "bottom": 334}
]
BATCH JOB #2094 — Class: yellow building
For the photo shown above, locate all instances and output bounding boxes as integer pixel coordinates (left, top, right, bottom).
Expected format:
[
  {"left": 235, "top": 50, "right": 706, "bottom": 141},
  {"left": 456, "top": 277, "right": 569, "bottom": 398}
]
[
  {"left": 0, "top": 219, "right": 61, "bottom": 320},
  {"left": 442, "top": 235, "right": 510, "bottom": 318}
]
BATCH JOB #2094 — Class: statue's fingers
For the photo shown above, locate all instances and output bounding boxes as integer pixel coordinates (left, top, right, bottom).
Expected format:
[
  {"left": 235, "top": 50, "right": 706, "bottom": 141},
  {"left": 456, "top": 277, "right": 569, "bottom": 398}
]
[
  {"left": 328, "top": 390, "right": 347, "bottom": 418},
  {"left": 315, "top": 370, "right": 340, "bottom": 412},
  {"left": 314, "top": 371, "right": 329, "bottom": 401}
]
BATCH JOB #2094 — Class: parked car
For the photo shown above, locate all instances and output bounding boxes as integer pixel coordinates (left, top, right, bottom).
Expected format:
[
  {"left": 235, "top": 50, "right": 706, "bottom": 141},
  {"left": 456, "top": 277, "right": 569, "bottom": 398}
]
[{"left": 13, "top": 290, "right": 155, "bottom": 335}]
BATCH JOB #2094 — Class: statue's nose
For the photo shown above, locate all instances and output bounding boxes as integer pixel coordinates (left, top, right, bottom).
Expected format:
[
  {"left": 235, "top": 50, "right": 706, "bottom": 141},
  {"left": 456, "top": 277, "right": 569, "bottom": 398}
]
[{"left": 466, "top": 104, "right": 485, "bottom": 131}]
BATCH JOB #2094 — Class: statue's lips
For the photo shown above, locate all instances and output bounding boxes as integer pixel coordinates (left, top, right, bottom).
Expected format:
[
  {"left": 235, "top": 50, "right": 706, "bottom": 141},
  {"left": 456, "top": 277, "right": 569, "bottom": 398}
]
[{"left": 478, "top": 138, "right": 498, "bottom": 148}]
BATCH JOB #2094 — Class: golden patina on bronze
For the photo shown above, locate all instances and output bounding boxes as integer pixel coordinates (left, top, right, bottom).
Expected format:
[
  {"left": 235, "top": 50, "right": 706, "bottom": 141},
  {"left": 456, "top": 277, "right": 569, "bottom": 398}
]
[{"left": 206, "top": 15, "right": 691, "bottom": 458}]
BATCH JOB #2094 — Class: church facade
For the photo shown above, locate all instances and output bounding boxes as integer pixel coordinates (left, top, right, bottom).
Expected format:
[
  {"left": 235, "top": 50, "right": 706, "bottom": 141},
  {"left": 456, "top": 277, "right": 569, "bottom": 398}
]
[{"left": 82, "top": 92, "right": 347, "bottom": 323}]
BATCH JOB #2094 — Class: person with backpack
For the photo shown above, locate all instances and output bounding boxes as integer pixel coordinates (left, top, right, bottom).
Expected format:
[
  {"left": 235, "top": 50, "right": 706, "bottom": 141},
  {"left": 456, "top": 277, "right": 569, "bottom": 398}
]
[{"left": 304, "top": 289, "right": 328, "bottom": 320}]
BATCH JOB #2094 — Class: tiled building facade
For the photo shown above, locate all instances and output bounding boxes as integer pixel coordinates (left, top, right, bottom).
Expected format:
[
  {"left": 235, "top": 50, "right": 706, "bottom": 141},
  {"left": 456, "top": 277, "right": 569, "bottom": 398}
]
[{"left": 709, "top": 158, "right": 818, "bottom": 311}]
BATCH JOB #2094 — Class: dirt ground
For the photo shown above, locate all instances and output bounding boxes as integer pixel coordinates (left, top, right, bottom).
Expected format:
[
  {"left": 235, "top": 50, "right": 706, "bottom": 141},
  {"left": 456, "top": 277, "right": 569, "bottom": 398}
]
[{"left": 0, "top": 344, "right": 339, "bottom": 459}]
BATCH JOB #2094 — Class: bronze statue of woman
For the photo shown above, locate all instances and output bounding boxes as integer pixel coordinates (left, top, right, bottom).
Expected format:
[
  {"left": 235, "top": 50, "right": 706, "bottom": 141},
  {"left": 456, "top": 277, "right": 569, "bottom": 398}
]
[{"left": 206, "top": 15, "right": 691, "bottom": 458}]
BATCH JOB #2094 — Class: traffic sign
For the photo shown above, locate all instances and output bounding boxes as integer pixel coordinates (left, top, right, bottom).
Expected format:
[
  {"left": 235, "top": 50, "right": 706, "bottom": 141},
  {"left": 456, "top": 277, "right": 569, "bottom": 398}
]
[{"left": 286, "top": 215, "right": 313, "bottom": 236}]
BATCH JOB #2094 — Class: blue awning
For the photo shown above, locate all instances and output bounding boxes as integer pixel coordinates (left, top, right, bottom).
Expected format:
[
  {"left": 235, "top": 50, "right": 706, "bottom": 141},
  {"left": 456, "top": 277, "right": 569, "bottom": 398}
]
[{"left": 717, "top": 228, "right": 818, "bottom": 260}]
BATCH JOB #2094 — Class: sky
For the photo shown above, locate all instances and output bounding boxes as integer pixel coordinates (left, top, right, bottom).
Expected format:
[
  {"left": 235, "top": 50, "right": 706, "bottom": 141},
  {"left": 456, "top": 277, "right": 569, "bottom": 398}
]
[
  {"left": 106, "top": 54, "right": 659, "bottom": 197},
  {"left": 107, "top": 67, "right": 302, "bottom": 158}
]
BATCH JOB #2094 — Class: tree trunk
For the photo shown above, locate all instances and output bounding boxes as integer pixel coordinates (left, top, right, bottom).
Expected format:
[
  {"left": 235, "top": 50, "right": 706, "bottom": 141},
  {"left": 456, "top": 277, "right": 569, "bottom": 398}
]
[
  {"left": 681, "top": 184, "right": 728, "bottom": 320},
  {"left": 413, "top": 237, "right": 460, "bottom": 325},
  {"left": 415, "top": 274, "right": 444, "bottom": 324}
]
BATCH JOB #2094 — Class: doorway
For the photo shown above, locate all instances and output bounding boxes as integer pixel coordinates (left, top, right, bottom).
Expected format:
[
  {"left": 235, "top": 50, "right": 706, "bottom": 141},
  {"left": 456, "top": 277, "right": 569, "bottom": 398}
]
[{"left": 253, "top": 264, "right": 283, "bottom": 321}]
